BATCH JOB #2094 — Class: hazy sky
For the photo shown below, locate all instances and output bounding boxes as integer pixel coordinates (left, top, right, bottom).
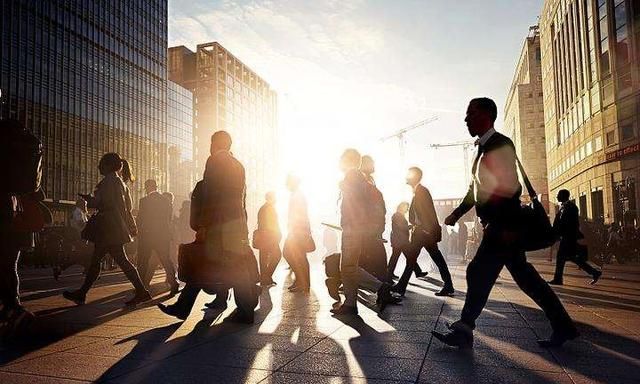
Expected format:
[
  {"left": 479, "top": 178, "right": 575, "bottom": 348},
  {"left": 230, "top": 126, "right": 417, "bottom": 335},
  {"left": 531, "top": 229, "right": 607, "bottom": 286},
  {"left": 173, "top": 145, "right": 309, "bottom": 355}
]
[{"left": 168, "top": 0, "right": 543, "bottom": 219}]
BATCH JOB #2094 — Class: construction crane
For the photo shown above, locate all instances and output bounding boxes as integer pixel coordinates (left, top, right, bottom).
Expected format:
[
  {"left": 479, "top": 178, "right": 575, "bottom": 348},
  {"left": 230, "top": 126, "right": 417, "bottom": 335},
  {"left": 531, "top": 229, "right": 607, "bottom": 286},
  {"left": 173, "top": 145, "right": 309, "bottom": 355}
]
[
  {"left": 381, "top": 116, "right": 438, "bottom": 163},
  {"left": 429, "top": 140, "right": 476, "bottom": 185}
]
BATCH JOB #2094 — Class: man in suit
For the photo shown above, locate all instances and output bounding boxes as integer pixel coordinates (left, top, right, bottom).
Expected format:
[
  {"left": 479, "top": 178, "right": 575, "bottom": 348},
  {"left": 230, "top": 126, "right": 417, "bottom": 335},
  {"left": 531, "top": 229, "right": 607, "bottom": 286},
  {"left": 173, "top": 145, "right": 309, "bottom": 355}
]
[
  {"left": 387, "top": 202, "right": 410, "bottom": 281},
  {"left": 137, "top": 179, "right": 179, "bottom": 294},
  {"left": 158, "top": 131, "right": 258, "bottom": 324},
  {"left": 257, "top": 191, "right": 282, "bottom": 287},
  {"left": 360, "top": 155, "right": 388, "bottom": 281},
  {"left": 433, "top": 97, "right": 577, "bottom": 349},
  {"left": 549, "top": 189, "right": 602, "bottom": 285},
  {"left": 392, "top": 167, "right": 454, "bottom": 297},
  {"left": 330, "top": 148, "right": 400, "bottom": 316}
]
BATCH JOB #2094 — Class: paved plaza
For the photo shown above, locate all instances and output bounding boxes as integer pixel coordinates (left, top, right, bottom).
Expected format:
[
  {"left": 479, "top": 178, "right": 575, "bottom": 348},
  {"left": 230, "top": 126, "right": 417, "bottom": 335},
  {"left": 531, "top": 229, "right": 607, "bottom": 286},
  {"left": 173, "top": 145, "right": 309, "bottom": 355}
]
[{"left": 1, "top": 253, "right": 639, "bottom": 383}]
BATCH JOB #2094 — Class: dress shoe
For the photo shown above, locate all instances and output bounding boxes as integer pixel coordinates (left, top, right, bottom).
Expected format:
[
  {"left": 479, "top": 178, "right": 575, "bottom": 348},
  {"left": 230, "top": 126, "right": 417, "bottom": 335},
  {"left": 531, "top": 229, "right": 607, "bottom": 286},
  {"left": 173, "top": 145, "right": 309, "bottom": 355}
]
[
  {"left": 204, "top": 298, "right": 228, "bottom": 310},
  {"left": 415, "top": 271, "right": 429, "bottom": 278},
  {"left": 325, "top": 278, "right": 341, "bottom": 301},
  {"left": 435, "top": 287, "right": 455, "bottom": 297},
  {"left": 330, "top": 304, "right": 358, "bottom": 316},
  {"left": 432, "top": 321, "right": 474, "bottom": 349},
  {"left": 5, "top": 306, "right": 35, "bottom": 337},
  {"left": 224, "top": 309, "right": 254, "bottom": 324},
  {"left": 169, "top": 283, "right": 181, "bottom": 296},
  {"left": 63, "top": 290, "right": 86, "bottom": 305},
  {"left": 547, "top": 279, "right": 563, "bottom": 286},
  {"left": 376, "top": 283, "right": 402, "bottom": 312},
  {"left": 537, "top": 329, "right": 579, "bottom": 347},
  {"left": 590, "top": 271, "right": 602, "bottom": 285},
  {"left": 389, "top": 284, "right": 406, "bottom": 297},
  {"left": 432, "top": 329, "right": 473, "bottom": 349},
  {"left": 125, "top": 291, "right": 152, "bottom": 307},
  {"left": 157, "top": 303, "right": 188, "bottom": 320}
]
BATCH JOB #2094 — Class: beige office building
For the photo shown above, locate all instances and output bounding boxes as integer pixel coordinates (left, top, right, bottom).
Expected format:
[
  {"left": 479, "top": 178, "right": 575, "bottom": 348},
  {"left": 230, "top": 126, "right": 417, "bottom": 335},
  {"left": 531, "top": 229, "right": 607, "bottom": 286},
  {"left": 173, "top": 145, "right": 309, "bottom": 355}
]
[
  {"left": 540, "top": 0, "right": 639, "bottom": 225},
  {"left": 168, "top": 42, "right": 278, "bottom": 226},
  {"left": 504, "top": 26, "right": 550, "bottom": 212}
]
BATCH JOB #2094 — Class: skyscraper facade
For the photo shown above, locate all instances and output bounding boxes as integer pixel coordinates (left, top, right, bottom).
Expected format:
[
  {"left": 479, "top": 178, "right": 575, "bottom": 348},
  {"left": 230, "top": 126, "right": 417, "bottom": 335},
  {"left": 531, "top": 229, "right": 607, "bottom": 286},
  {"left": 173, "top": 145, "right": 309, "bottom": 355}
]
[
  {"left": 0, "top": 0, "right": 169, "bottom": 210},
  {"left": 540, "top": 0, "right": 639, "bottom": 225},
  {"left": 167, "top": 80, "right": 194, "bottom": 205},
  {"left": 504, "top": 26, "right": 550, "bottom": 212},
  {"left": 168, "top": 42, "right": 278, "bottom": 226}
]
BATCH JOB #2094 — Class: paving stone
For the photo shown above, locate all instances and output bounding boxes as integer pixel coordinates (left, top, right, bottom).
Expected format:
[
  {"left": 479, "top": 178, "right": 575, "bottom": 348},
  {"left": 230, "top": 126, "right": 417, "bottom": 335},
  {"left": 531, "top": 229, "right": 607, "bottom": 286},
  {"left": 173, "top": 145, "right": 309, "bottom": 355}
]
[
  {"left": 309, "top": 338, "right": 427, "bottom": 359},
  {"left": 0, "top": 371, "right": 89, "bottom": 384},
  {"left": 280, "top": 352, "right": 422, "bottom": 381},
  {"left": 417, "top": 360, "right": 573, "bottom": 383},
  {"left": 262, "top": 372, "right": 411, "bottom": 383},
  {"left": 0, "top": 351, "right": 151, "bottom": 382},
  {"left": 106, "top": 363, "right": 270, "bottom": 383}
]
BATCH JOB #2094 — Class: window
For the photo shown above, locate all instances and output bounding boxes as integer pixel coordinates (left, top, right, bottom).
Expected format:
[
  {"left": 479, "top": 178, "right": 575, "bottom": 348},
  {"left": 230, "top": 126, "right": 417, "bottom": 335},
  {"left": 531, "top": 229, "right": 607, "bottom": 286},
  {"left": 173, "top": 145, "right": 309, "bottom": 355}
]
[
  {"left": 606, "top": 130, "right": 616, "bottom": 145},
  {"left": 621, "top": 124, "right": 635, "bottom": 140},
  {"left": 614, "top": 1, "right": 629, "bottom": 65}
]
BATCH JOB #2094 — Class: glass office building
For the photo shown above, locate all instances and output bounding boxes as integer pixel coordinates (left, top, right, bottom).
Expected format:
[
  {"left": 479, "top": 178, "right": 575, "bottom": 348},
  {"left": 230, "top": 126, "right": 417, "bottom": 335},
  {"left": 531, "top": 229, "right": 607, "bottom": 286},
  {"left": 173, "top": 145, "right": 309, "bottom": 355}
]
[
  {"left": 0, "top": 0, "right": 168, "bottom": 206},
  {"left": 168, "top": 42, "right": 278, "bottom": 227},
  {"left": 167, "top": 80, "right": 194, "bottom": 204}
]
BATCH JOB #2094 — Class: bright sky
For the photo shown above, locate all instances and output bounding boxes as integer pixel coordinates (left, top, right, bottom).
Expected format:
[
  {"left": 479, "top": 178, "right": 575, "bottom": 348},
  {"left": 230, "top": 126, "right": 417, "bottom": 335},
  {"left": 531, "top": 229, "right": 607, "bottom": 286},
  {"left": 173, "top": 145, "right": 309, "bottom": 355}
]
[{"left": 168, "top": 0, "right": 542, "bottom": 223}]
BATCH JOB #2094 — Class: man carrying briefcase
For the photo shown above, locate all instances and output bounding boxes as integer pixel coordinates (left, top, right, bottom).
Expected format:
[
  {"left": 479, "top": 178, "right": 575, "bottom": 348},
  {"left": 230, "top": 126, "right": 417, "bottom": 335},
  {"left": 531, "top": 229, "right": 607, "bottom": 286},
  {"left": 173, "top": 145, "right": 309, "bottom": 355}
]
[{"left": 158, "top": 131, "right": 259, "bottom": 324}]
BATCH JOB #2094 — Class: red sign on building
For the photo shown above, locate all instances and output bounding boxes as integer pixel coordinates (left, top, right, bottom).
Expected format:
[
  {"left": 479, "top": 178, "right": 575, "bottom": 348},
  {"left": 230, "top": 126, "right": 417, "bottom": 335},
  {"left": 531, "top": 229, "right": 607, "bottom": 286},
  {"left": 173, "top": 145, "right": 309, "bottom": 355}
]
[{"left": 605, "top": 143, "right": 640, "bottom": 162}]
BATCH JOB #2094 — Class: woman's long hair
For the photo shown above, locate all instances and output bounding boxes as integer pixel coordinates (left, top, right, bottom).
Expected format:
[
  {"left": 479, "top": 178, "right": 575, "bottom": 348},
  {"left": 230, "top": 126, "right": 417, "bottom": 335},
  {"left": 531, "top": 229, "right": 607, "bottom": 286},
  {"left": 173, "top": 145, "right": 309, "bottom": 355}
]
[{"left": 121, "top": 159, "right": 135, "bottom": 184}]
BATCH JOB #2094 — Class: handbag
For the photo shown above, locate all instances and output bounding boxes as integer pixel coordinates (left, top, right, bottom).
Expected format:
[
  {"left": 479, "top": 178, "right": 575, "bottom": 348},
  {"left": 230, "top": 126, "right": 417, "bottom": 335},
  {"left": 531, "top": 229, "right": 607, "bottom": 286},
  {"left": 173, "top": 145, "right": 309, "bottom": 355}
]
[
  {"left": 81, "top": 213, "right": 101, "bottom": 243},
  {"left": 515, "top": 156, "right": 555, "bottom": 251},
  {"left": 251, "top": 228, "right": 264, "bottom": 249},
  {"left": 301, "top": 232, "right": 316, "bottom": 253}
]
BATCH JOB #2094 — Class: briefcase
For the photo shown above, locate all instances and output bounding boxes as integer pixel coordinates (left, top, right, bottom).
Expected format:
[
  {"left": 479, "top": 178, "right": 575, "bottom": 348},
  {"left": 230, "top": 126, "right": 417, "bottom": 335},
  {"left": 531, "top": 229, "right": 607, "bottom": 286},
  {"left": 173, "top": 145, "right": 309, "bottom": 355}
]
[
  {"left": 178, "top": 241, "right": 259, "bottom": 288},
  {"left": 178, "top": 241, "right": 227, "bottom": 287}
]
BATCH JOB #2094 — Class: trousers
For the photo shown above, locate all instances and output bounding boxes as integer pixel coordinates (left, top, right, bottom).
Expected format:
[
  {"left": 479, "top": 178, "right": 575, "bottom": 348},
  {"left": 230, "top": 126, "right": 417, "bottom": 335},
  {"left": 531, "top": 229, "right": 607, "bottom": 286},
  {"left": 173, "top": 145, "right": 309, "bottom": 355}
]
[{"left": 460, "top": 225, "right": 576, "bottom": 334}]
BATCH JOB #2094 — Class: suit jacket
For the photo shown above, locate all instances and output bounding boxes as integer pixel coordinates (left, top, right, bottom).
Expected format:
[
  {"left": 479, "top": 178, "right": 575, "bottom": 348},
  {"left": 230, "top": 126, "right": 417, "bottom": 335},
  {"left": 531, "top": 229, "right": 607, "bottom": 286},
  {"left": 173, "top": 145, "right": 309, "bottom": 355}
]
[
  {"left": 450, "top": 132, "right": 522, "bottom": 226},
  {"left": 88, "top": 172, "right": 135, "bottom": 246},
  {"left": 340, "top": 169, "right": 370, "bottom": 233},
  {"left": 409, "top": 184, "right": 441, "bottom": 242},
  {"left": 553, "top": 201, "right": 583, "bottom": 242},
  {"left": 390, "top": 212, "right": 410, "bottom": 248},
  {"left": 202, "top": 150, "right": 249, "bottom": 254},
  {"left": 366, "top": 177, "right": 386, "bottom": 235},
  {"left": 257, "top": 202, "right": 282, "bottom": 243},
  {"left": 138, "top": 191, "right": 172, "bottom": 240}
]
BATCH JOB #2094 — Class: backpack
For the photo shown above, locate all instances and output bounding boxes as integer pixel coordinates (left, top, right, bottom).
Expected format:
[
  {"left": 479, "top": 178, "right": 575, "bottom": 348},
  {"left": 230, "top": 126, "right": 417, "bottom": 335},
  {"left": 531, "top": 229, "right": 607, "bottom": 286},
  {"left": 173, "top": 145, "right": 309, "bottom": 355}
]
[{"left": 2, "top": 123, "right": 43, "bottom": 194}]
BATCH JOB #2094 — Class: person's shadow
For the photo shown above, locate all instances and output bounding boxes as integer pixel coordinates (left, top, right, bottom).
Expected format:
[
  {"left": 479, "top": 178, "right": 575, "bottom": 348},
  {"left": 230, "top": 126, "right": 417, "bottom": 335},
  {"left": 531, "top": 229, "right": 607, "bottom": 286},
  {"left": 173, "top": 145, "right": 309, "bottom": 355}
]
[{"left": 94, "top": 282, "right": 351, "bottom": 383}]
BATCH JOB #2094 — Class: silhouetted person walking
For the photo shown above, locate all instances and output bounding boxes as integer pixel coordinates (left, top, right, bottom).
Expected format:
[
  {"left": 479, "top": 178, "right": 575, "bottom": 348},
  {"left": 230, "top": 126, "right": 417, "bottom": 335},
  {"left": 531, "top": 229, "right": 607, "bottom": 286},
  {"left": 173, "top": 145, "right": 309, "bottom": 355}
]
[
  {"left": 283, "top": 175, "right": 312, "bottom": 293},
  {"left": 137, "top": 179, "right": 179, "bottom": 294},
  {"left": 0, "top": 119, "right": 43, "bottom": 330},
  {"left": 331, "top": 149, "right": 399, "bottom": 316},
  {"left": 387, "top": 202, "right": 410, "bottom": 281},
  {"left": 158, "top": 131, "right": 258, "bottom": 323},
  {"left": 256, "top": 191, "right": 282, "bottom": 287},
  {"left": 64, "top": 153, "right": 151, "bottom": 306},
  {"left": 360, "top": 155, "right": 388, "bottom": 280},
  {"left": 392, "top": 167, "right": 454, "bottom": 297},
  {"left": 548, "top": 189, "right": 602, "bottom": 286},
  {"left": 433, "top": 97, "right": 577, "bottom": 348}
]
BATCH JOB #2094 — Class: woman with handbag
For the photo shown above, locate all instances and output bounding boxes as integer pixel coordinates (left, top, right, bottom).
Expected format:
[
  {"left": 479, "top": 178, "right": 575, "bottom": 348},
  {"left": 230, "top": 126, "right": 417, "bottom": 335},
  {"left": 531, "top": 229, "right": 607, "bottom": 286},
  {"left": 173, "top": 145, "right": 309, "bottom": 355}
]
[
  {"left": 63, "top": 153, "right": 151, "bottom": 307},
  {"left": 283, "top": 175, "right": 314, "bottom": 293}
]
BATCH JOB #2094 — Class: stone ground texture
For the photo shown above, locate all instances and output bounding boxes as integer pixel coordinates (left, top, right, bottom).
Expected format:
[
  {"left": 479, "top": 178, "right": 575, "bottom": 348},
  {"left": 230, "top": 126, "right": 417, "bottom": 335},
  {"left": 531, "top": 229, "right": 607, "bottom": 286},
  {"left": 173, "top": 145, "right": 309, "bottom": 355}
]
[{"left": 1, "top": 252, "right": 639, "bottom": 383}]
